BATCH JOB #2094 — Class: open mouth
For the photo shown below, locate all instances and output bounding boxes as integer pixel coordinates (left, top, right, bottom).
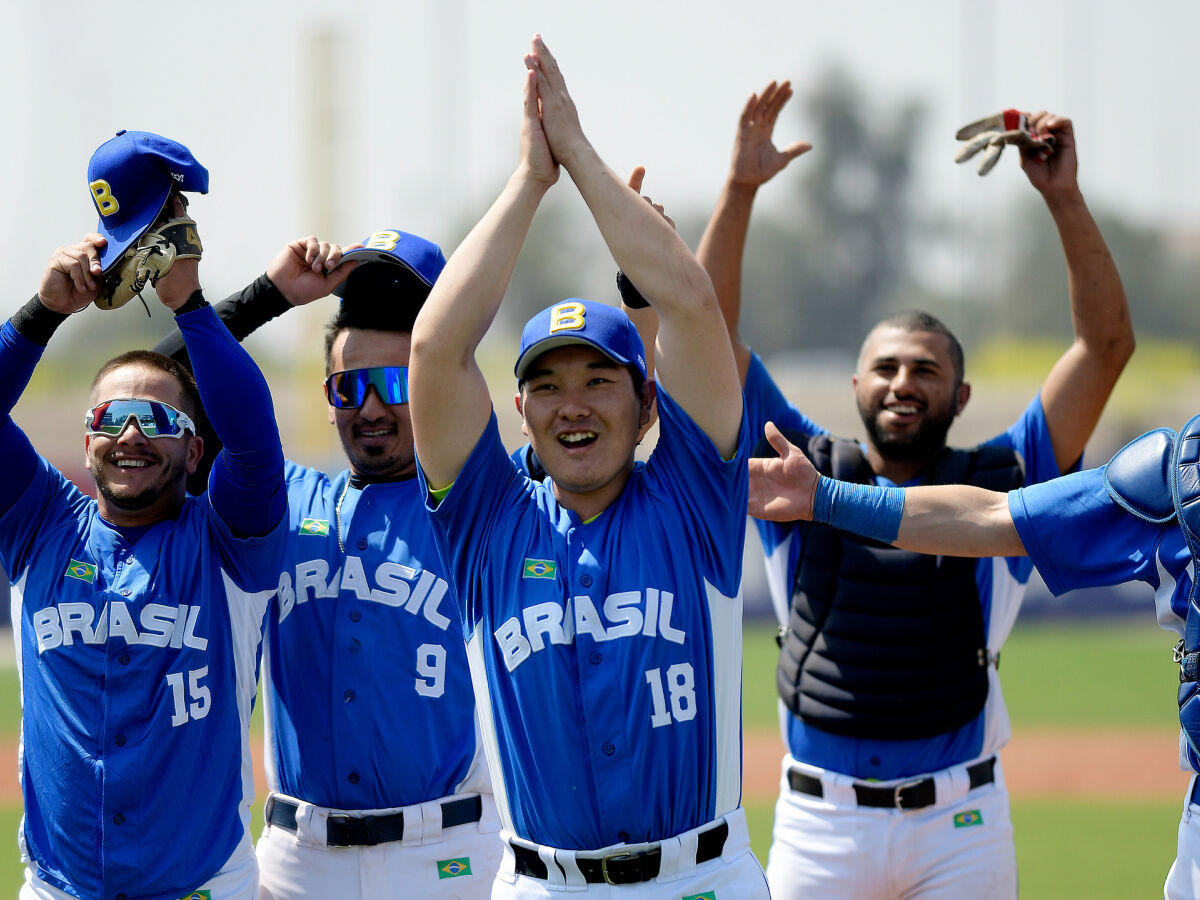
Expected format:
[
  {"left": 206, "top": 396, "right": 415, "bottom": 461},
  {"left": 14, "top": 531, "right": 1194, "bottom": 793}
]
[
  {"left": 110, "top": 457, "right": 154, "bottom": 470},
  {"left": 558, "top": 431, "right": 597, "bottom": 448}
]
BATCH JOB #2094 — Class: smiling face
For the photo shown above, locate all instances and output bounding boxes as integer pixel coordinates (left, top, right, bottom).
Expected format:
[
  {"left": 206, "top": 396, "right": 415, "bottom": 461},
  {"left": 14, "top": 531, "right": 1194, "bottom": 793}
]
[
  {"left": 327, "top": 327, "right": 416, "bottom": 479},
  {"left": 516, "top": 344, "right": 654, "bottom": 518},
  {"left": 85, "top": 364, "right": 202, "bottom": 527},
  {"left": 852, "top": 325, "right": 970, "bottom": 467}
]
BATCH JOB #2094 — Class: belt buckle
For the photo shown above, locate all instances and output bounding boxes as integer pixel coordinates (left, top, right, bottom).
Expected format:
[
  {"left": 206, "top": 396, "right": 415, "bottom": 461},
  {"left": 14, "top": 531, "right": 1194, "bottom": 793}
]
[
  {"left": 893, "top": 778, "right": 926, "bottom": 810},
  {"left": 325, "top": 814, "right": 353, "bottom": 848},
  {"left": 600, "top": 851, "right": 635, "bottom": 886}
]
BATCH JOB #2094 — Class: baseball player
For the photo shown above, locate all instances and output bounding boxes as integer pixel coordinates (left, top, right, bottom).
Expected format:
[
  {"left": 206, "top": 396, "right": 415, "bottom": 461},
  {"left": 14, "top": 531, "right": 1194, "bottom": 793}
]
[
  {"left": 154, "top": 231, "right": 503, "bottom": 898},
  {"left": 698, "top": 85, "right": 1135, "bottom": 898},
  {"left": 745, "top": 416, "right": 1200, "bottom": 898},
  {"left": 408, "top": 36, "right": 767, "bottom": 897},
  {"left": 6, "top": 135, "right": 287, "bottom": 899}
]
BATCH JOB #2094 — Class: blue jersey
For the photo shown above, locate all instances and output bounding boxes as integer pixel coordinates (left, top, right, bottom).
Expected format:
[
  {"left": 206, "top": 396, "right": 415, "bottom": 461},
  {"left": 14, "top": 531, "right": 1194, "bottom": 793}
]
[
  {"left": 0, "top": 307, "right": 286, "bottom": 900},
  {"left": 420, "top": 389, "right": 750, "bottom": 851},
  {"left": 744, "top": 352, "right": 1071, "bottom": 779},
  {"left": 1011, "top": 465, "right": 1191, "bottom": 634},
  {"left": 264, "top": 463, "right": 488, "bottom": 809}
]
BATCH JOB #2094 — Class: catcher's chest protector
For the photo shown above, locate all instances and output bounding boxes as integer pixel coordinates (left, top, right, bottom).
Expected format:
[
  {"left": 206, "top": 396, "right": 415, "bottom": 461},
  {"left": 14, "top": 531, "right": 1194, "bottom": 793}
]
[
  {"left": 777, "top": 435, "right": 1023, "bottom": 740},
  {"left": 1104, "top": 416, "right": 1200, "bottom": 759}
]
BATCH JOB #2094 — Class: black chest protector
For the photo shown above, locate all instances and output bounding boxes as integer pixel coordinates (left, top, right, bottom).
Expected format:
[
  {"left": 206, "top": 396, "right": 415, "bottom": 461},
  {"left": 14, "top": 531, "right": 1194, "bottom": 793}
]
[{"left": 776, "top": 433, "right": 1024, "bottom": 740}]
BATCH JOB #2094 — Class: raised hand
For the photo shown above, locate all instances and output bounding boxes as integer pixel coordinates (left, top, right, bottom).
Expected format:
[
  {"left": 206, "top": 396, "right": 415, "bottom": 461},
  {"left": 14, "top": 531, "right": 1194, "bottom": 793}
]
[
  {"left": 520, "top": 62, "right": 559, "bottom": 189},
  {"left": 268, "top": 236, "right": 356, "bottom": 306},
  {"left": 747, "top": 421, "right": 820, "bottom": 521},
  {"left": 523, "top": 35, "right": 589, "bottom": 169},
  {"left": 1019, "top": 110, "right": 1079, "bottom": 197},
  {"left": 38, "top": 236, "right": 106, "bottom": 314},
  {"left": 730, "top": 81, "right": 812, "bottom": 189}
]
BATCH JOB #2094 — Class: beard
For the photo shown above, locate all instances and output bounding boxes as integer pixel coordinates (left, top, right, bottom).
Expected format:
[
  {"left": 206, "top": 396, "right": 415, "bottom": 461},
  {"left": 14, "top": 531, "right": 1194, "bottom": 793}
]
[
  {"left": 92, "top": 457, "right": 182, "bottom": 511},
  {"left": 858, "top": 397, "right": 958, "bottom": 463}
]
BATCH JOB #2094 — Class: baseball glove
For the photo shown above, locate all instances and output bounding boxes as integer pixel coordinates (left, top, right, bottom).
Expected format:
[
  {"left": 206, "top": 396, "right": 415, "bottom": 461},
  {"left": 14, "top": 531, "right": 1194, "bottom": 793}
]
[
  {"left": 97, "top": 216, "right": 203, "bottom": 311},
  {"left": 954, "top": 109, "right": 1054, "bottom": 176}
]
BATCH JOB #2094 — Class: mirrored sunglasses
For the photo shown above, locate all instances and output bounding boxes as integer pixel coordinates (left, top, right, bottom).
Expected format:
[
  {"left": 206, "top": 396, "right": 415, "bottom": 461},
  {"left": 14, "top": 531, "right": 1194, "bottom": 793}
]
[
  {"left": 324, "top": 367, "right": 410, "bottom": 409},
  {"left": 85, "top": 398, "right": 196, "bottom": 439}
]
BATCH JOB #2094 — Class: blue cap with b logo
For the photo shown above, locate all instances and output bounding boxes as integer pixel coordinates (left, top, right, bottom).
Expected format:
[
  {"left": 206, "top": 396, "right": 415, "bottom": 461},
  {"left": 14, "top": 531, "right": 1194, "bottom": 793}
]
[
  {"left": 515, "top": 299, "right": 647, "bottom": 380},
  {"left": 333, "top": 229, "right": 447, "bottom": 299},
  {"left": 87, "top": 130, "right": 209, "bottom": 272}
]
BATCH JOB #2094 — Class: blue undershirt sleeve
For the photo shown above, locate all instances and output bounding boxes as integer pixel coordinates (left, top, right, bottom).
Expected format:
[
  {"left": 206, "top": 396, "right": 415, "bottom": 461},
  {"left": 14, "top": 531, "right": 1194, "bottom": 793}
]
[
  {"left": 812, "top": 475, "right": 905, "bottom": 545},
  {"left": 176, "top": 302, "right": 285, "bottom": 537},
  {"left": 0, "top": 321, "right": 49, "bottom": 517}
]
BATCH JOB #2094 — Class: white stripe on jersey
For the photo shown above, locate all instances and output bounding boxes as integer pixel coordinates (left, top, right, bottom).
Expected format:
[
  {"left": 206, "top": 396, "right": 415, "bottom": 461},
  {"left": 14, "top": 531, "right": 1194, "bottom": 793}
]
[
  {"left": 261, "top": 636, "right": 279, "bottom": 793},
  {"left": 1156, "top": 551, "right": 1187, "bottom": 636},
  {"left": 975, "top": 556, "right": 1025, "bottom": 760},
  {"left": 466, "top": 628, "right": 516, "bottom": 835},
  {"left": 706, "top": 578, "right": 744, "bottom": 816},
  {"left": 222, "top": 570, "right": 274, "bottom": 865}
]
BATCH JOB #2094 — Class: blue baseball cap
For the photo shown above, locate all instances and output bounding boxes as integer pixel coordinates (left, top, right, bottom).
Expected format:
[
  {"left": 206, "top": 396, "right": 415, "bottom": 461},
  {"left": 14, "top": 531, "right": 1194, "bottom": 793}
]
[
  {"left": 333, "top": 229, "right": 447, "bottom": 299},
  {"left": 88, "top": 130, "right": 209, "bottom": 272},
  {"left": 515, "top": 299, "right": 647, "bottom": 380}
]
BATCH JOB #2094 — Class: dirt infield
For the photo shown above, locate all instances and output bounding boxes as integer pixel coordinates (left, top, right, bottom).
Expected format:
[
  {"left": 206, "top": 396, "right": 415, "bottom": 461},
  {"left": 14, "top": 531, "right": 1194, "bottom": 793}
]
[
  {"left": 0, "top": 728, "right": 1187, "bottom": 806},
  {"left": 741, "top": 727, "right": 1191, "bottom": 801}
]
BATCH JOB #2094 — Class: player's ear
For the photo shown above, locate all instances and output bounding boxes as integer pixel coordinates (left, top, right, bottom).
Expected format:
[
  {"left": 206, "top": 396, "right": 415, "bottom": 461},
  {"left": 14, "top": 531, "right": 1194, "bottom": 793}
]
[
  {"left": 184, "top": 434, "right": 205, "bottom": 475},
  {"left": 515, "top": 391, "right": 531, "bottom": 438},
  {"left": 955, "top": 381, "right": 971, "bottom": 415},
  {"left": 83, "top": 434, "right": 93, "bottom": 471},
  {"left": 636, "top": 379, "right": 657, "bottom": 441}
]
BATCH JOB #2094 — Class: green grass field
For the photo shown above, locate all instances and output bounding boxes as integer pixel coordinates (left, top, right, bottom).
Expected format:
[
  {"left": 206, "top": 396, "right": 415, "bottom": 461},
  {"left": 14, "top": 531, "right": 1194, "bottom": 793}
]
[
  {"left": 0, "top": 618, "right": 1183, "bottom": 897},
  {"left": 740, "top": 618, "right": 1183, "bottom": 898}
]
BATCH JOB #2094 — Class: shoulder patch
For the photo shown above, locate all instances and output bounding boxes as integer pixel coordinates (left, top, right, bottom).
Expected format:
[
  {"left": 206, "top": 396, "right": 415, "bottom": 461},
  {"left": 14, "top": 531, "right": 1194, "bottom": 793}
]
[{"left": 1104, "top": 428, "right": 1177, "bottom": 523}]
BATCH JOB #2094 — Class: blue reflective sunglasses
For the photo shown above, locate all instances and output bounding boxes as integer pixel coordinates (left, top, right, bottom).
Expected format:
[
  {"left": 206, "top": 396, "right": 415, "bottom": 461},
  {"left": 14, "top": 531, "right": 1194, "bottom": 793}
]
[
  {"left": 85, "top": 398, "right": 196, "bottom": 439},
  {"left": 324, "top": 367, "right": 410, "bottom": 409}
]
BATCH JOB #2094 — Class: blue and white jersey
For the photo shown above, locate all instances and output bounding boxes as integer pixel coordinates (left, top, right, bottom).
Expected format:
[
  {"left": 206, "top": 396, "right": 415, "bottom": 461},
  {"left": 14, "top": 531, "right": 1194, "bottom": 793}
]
[
  {"left": 0, "top": 307, "right": 286, "bottom": 900},
  {"left": 264, "top": 462, "right": 488, "bottom": 809},
  {"left": 744, "top": 352, "right": 1071, "bottom": 779},
  {"left": 420, "top": 389, "right": 750, "bottom": 851},
  {"left": 1010, "top": 464, "right": 1191, "bottom": 639}
]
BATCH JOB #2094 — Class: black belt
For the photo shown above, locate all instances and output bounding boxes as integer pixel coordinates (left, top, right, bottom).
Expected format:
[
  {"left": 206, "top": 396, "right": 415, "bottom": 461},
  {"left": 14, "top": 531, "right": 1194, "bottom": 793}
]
[
  {"left": 787, "top": 757, "right": 996, "bottom": 811},
  {"left": 266, "top": 794, "right": 482, "bottom": 847},
  {"left": 512, "top": 821, "right": 728, "bottom": 886}
]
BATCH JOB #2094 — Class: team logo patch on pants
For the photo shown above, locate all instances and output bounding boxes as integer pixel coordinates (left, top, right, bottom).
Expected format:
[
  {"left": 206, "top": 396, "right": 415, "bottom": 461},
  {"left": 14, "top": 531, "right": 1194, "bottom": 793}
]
[
  {"left": 953, "top": 810, "right": 984, "bottom": 828},
  {"left": 438, "top": 857, "right": 472, "bottom": 879},
  {"left": 682, "top": 892, "right": 716, "bottom": 900},
  {"left": 179, "top": 891, "right": 211, "bottom": 900}
]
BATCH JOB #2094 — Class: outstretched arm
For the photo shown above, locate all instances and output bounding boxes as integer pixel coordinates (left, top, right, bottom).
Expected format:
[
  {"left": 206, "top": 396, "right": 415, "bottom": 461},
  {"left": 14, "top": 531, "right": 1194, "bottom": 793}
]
[
  {"left": 410, "top": 66, "right": 559, "bottom": 489},
  {"left": 696, "top": 81, "right": 811, "bottom": 383},
  {"left": 1020, "top": 111, "right": 1134, "bottom": 472},
  {"left": 748, "top": 422, "right": 1024, "bottom": 557},
  {"left": 526, "top": 35, "right": 742, "bottom": 457}
]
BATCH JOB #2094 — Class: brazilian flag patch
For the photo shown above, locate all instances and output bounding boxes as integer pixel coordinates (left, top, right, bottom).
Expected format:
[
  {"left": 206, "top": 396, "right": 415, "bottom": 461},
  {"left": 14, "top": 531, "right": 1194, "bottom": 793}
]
[
  {"left": 437, "top": 857, "right": 472, "bottom": 879},
  {"left": 65, "top": 559, "right": 97, "bottom": 583},
  {"left": 953, "top": 809, "right": 983, "bottom": 828},
  {"left": 523, "top": 558, "right": 557, "bottom": 580},
  {"left": 683, "top": 892, "right": 717, "bottom": 900},
  {"left": 179, "top": 891, "right": 212, "bottom": 900},
  {"left": 299, "top": 518, "right": 330, "bottom": 537}
]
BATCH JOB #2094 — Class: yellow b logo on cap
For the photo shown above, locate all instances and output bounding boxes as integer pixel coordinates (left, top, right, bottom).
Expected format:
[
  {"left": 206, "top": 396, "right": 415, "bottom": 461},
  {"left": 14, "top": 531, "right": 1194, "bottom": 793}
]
[
  {"left": 365, "top": 230, "right": 401, "bottom": 251},
  {"left": 89, "top": 180, "right": 119, "bottom": 216},
  {"left": 549, "top": 302, "right": 586, "bottom": 333}
]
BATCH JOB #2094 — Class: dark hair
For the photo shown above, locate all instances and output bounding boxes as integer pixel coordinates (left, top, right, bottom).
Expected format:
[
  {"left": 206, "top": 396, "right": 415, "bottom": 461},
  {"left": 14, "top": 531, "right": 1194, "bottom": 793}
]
[
  {"left": 91, "top": 350, "right": 202, "bottom": 422},
  {"left": 863, "top": 310, "right": 965, "bottom": 383},
  {"left": 324, "top": 263, "right": 431, "bottom": 373}
]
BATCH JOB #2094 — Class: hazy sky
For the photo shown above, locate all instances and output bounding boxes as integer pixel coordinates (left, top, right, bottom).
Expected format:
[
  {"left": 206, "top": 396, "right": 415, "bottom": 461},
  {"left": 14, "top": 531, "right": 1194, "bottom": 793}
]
[{"left": 3, "top": 0, "right": 1195, "bottom": 318}]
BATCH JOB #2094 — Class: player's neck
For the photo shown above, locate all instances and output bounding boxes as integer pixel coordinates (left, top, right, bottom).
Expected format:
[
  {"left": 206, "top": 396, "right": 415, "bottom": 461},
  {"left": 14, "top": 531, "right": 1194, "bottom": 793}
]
[
  {"left": 864, "top": 446, "right": 939, "bottom": 486},
  {"left": 551, "top": 465, "right": 634, "bottom": 523}
]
